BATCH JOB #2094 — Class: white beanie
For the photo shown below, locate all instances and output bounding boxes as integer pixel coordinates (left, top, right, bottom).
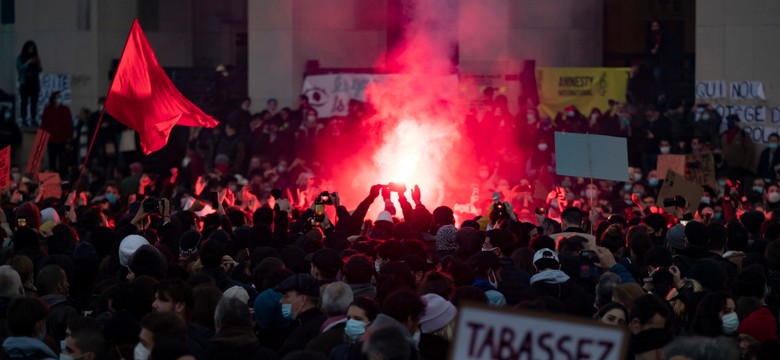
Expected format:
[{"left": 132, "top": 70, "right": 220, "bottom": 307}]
[
  {"left": 119, "top": 235, "right": 149, "bottom": 267},
  {"left": 40, "top": 208, "right": 60, "bottom": 225},
  {"left": 223, "top": 285, "right": 249, "bottom": 304},
  {"left": 376, "top": 211, "right": 393, "bottom": 223}
]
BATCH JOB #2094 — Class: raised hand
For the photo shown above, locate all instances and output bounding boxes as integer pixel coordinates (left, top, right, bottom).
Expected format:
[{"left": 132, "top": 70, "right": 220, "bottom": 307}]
[{"left": 411, "top": 185, "right": 422, "bottom": 205}]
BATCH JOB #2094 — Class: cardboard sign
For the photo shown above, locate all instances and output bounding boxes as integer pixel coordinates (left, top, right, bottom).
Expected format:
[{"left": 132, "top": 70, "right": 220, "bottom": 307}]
[
  {"left": 656, "top": 154, "right": 686, "bottom": 178},
  {"left": 555, "top": 132, "right": 628, "bottom": 182},
  {"left": 451, "top": 303, "right": 628, "bottom": 360},
  {"left": 0, "top": 146, "right": 9, "bottom": 191},
  {"left": 685, "top": 152, "right": 716, "bottom": 189},
  {"left": 657, "top": 170, "right": 703, "bottom": 213},
  {"left": 37, "top": 172, "right": 62, "bottom": 200},
  {"left": 25, "top": 129, "right": 50, "bottom": 178}
]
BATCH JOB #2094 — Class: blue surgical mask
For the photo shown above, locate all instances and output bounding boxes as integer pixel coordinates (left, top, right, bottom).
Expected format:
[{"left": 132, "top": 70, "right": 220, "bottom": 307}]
[
  {"left": 714, "top": 212, "right": 722, "bottom": 220},
  {"left": 649, "top": 178, "right": 659, "bottom": 187},
  {"left": 754, "top": 185, "right": 764, "bottom": 193},
  {"left": 722, "top": 312, "right": 739, "bottom": 334},
  {"left": 770, "top": 143, "right": 778, "bottom": 150},
  {"left": 281, "top": 303, "right": 295, "bottom": 320},
  {"left": 105, "top": 193, "right": 117, "bottom": 205},
  {"left": 344, "top": 319, "right": 367, "bottom": 340}
]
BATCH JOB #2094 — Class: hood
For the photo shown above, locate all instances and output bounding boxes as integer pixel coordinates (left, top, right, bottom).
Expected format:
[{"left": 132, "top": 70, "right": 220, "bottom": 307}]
[
  {"left": 212, "top": 325, "right": 259, "bottom": 348},
  {"left": 530, "top": 269, "right": 570, "bottom": 285},
  {"left": 39, "top": 294, "right": 68, "bottom": 308},
  {"left": 2, "top": 337, "right": 57, "bottom": 359}
]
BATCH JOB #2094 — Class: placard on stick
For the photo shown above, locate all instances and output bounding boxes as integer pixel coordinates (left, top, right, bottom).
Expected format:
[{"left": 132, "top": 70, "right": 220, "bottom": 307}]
[
  {"left": 37, "top": 172, "right": 62, "bottom": 200},
  {"left": 656, "top": 154, "right": 686, "bottom": 178},
  {"left": 25, "top": 129, "right": 50, "bottom": 179},
  {"left": 451, "top": 303, "right": 628, "bottom": 360},
  {"left": 0, "top": 146, "right": 9, "bottom": 191},
  {"left": 554, "top": 132, "right": 628, "bottom": 182}
]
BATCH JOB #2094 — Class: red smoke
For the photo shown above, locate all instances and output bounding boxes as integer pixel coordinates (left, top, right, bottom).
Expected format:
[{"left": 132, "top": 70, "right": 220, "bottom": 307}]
[{"left": 315, "top": 0, "right": 480, "bottom": 217}]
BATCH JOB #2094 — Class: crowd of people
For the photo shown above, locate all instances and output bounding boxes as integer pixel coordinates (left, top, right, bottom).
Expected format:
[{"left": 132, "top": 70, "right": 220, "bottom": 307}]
[{"left": 2, "top": 31, "right": 780, "bottom": 360}]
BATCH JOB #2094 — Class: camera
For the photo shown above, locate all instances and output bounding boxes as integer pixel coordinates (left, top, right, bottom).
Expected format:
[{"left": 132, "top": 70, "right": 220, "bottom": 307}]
[
  {"left": 17, "top": 217, "right": 27, "bottom": 228},
  {"left": 535, "top": 207, "right": 547, "bottom": 215},
  {"left": 663, "top": 195, "right": 686, "bottom": 208},
  {"left": 580, "top": 250, "right": 599, "bottom": 265},
  {"left": 143, "top": 197, "right": 159, "bottom": 213}
]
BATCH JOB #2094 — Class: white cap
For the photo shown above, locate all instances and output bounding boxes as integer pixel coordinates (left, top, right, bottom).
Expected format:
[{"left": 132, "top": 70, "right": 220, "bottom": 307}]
[
  {"left": 532, "top": 248, "right": 559, "bottom": 264},
  {"left": 119, "top": 235, "right": 149, "bottom": 267}
]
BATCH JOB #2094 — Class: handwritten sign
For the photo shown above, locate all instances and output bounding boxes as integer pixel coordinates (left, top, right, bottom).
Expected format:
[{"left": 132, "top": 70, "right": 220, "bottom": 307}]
[
  {"left": 451, "top": 303, "right": 628, "bottom": 360},
  {"left": 25, "top": 129, "right": 49, "bottom": 178},
  {"left": 16, "top": 73, "right": 72, "bottom": 125},
  {"left": 695, "top": 80, "right": 726, "bottom": 99},
  {"left": 37, "top": 172, "right": 62, "bottom": 200},
  {"left": 730, "top": 81, "right": 765, "bottom": 100},
  {"left": 0, "top": 146, "right": 9, "bottom": 191},
  {"left": 686, "top": 152, "right": 716, "bottom": 189},
  {"left": 656, "top": 154, "right": 686, "bottom": 178},
  {"left": 657, "top": 170, "right": 703, "bottom": 213}
]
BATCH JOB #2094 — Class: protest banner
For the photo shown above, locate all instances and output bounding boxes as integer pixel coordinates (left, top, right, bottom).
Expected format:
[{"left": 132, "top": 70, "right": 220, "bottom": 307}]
[
  {"left": 536, "top": 67, "right": 629, "bottom": 118},
  {"left": 25, "top": 129, "right": 50, "bottom": 178},
  {"left": 16, "top": 73, "right": 72, "bottom": 125},
  {"left": 695, "top": 80, "right": 727, "bottom": 99},
  {"left": 657, "top": 170, "right": 703, "bottom": 213},
  {"left": 686, "top": 152, "right": 716, "bottom": 189},
  {"left": 555, "top": 132, "right": 628, "bottom": 182},
  {"left": 730, "top": 81, "right": 765, "bottom": 101},
  {"left": 302, "top": 73, "right": 458, "bottom": 118},
  {"left": 0, "top": 146, "right": 9, "bottom": 191},
  {"left": 656, "top": 154, "right": 686, "bottom": 178},
  {"left": 451, "top": 303, "right": 628, "bottom": 360},
  {"left": 37, "top": 172, "right": 62, "bottom": 200}
]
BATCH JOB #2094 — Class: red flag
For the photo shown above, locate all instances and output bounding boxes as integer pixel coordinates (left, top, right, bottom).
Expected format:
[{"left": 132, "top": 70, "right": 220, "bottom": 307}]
[{"left": 105, "top": 19, "right": 218, "bottom": 155}]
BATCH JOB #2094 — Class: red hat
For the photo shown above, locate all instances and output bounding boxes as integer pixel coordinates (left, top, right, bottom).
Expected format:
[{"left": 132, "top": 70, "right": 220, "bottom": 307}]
[
  {"left": 564, "top": 105, "right": 577, "bottom": 112},
  {"left": 737, "top": 308, "right": 778, "bottom": 341}
]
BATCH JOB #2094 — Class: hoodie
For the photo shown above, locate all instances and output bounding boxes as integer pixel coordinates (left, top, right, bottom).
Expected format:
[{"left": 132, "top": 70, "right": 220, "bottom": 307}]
[
  {"left": 527, "top": 269, "right": 594, "bottom": 317},
  {"left": 2, "top": 336, "right": 57, "bottom": 359}
]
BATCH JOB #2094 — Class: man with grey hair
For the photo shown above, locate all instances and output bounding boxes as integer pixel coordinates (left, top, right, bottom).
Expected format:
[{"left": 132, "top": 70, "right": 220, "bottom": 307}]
[
  {"left": 305, "top": 281, "right": 353, "bottom": 355},
  {"left": 362, "top": 326, "right": 411, "bottom": 360},
  {"left": 0, "top": 265, "right": 24, "bottom": 340},
  {"left": 663, "top": 336, "right": 740, "bottom": 360},
  {"left": 206, "top": 296, "right": 275, "bottom": 359}
]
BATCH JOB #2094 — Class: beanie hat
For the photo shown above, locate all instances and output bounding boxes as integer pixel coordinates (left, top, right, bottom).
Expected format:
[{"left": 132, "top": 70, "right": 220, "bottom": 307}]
[
  {"left": 436, "top": 225, "right": 458, "bottom": 251},
  {"left": 419, "top": 293, "right": 457, "bottom": 333},
  {"left": 119, "top": 235, "right": 149, "bottom": 267},
  {"left": 128, "top": 245, "right": 168, "bottom": 280},
  {"left": 683, "top": 221, "right": 709, "bottom": 248},
  {"left": 223, "top": 285, "right": 250, "bottom": 304},
  {"left": 666, "top": 224, "right": 686, "bottom": 250},
  {"left": 376, "top": 211, "right": 393, "bottom": 223},
  {"left": 460, "top": 220, "right": 480, "bottom": 231},
  {"left": 40, "top": 208, "right": 60, "bottom": 225},
  {"left": 737, "top": 308, "right": 778, "bottom": 341}
]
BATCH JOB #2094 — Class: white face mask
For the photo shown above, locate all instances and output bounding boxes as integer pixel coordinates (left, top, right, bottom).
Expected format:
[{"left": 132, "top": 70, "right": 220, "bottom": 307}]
[
  {"left": 412, "top": 331, "right": 421, "bottom": 346},
  {"left": 134, "top": 343, "right": 150, "bottom": 360},
  {"left": 768, "top": 192, "right": 780, "bottom": 203},
  {"left": 721, "top": 312, "right": 739, "bottom": 334},
  {"left": 659, "top": 146, "right": 671, "bottom": 154},
  {"left": 538, "top": 143, "right": 548, "bottom": 151},
  {"left": 527, "top": 114, "right": 536, "bottom": 124},
  {"left": 374, "top": 259, "right": 381, "bottom": 273}
]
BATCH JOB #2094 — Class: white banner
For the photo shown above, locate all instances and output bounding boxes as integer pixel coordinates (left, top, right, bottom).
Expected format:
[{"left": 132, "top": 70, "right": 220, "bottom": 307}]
[
  {"left": 695, "top": 80, "right": 727, "bottom": 99},
  {"left": 452, "top": 304, "right": 628, "bottom": 360},
  {"left": 302, "top": 73, "right": 458, "bottom": 118},
  {"left": 730, "top": 81, "right": 765, "bottom": 100},
  {"left": 16, "top": 73, "right": 72, "bottom": 125}
]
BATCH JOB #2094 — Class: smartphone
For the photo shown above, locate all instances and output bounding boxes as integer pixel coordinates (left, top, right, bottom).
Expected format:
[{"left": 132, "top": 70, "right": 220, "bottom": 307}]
[
  {"left": 581, "top": 250, "right": 598, "bottom": 264},
  {"left": 535, "top": 207, "right": 547, "bottom": 215},
  {"left": 17, "top": 218, "right": 27, "bottom": 228}
]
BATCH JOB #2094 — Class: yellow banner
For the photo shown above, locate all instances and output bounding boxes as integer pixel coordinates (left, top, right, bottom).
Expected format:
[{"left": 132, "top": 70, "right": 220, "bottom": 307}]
[{"left": 536, "top": 67, "right": 630, "bottom": 119}]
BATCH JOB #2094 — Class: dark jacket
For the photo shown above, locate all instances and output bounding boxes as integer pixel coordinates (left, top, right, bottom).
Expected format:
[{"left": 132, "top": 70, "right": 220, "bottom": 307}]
[
  {"left": 526, "top": 270, "right": 594, "bottom": 317},
  {"left": 418, "top": 333, "right": 450, "bottom": 360},
  {"left": 305, "top": 318, "right": 346, "bottom": 355},
  {"left": 278, "top": 307, "right": 326, "bottom": 356},
  {"left": 38, "top": 294, "right": 78, "bottom": 341},
  {"left": 206, "top": 325, "right": 276, "bottom": 360},
  {"left": 187, "top": 323, "right": 213, "bottom": 360},
  {"left": 497, "top": 258, "right": 530, "bottom": 305},
  {"left": 757, "top": 148, "right": 780, "bottom": 182}
]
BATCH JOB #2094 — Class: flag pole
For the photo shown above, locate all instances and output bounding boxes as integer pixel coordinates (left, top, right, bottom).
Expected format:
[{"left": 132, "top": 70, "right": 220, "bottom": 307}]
[{"left": 72, "top": 20, "right": 137, "bottom": 194}]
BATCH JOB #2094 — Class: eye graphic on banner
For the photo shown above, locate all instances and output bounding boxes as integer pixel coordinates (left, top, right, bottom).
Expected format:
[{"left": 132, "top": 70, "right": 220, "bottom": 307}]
[{"left": 304, "top": 87, "right": 329, "bottom": 107}]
